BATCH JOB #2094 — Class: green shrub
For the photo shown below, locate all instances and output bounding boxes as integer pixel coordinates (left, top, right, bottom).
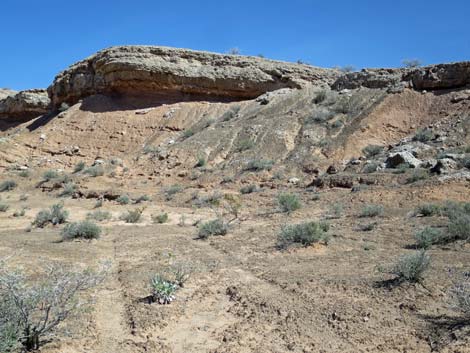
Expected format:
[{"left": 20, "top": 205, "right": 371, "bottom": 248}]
[
  {"left": 183, "top": 129, "right": 194, "bottom": 138},
  {"left": 306, "top": 108, "right": 335, "bottom": 124},
  {"left": 363, "top": 163, "right": 379, "bottom": 174},
  {"left": 328, "top": 203, "right": 343, "bottom": 219},
  {"left": 277, "top": 193, "right": 301, "bottom": 213},
  {"left": 61, "top": 221, "right": 101, "bottom": 240},
  {"left": 382, "top": 250, "right": 430, "bottom": 283},
  {"left": 84, "top": 166, "right": 104, "bottom": 177},
  {"left": 164, "top": 185, "right": 183, "bottom": 201},
  {"left": 415, "top": 203, "right": 441, "bottom": 217},
  {"left": 58, "top": 182, "right": 77, "bottom": 197},
  {"left": 447, "top": 214, "right": 470, "bottom": 243},
  {"left": 195, "top": 154, "right": 207, "bottom": 168},
  {"left": 236, "top": 139, "right": 255, "bottom": 152},
  {"left": 32, "top": 204, "right": 69, "bottom": 228},
  {"left": 0, "top": 180, "right": 17, "bottom": 192},
  {"left": 198, "top": 219, "right": 228, "bottom": 239},
  {"left": 449, "top": 273, "right": 470, "bottom": 318},
  {"left": 402, "top": 59, "right": 422, "bottom": 68},
  {"left": 278, "top": 221, "right": 330, "bottom": 249},
  {"left": 359, "top": 204, "right": 383, "bottom": 218},
  {"left": 240, "top": 184, "right": 258, "bottom": 194},
  {"left": 0, "top": 203, "right": 9, "bottom": 212},
  {"left": 42, "top": 170, "right": 59, "bottom": 181},
  {"left": 405, "top": 169, "right": 430, "bottom": 184},
  {"left": 73, "top": 161, "right": 86, "bottom": 173},
  {"left": 244, "top": 159, "right": 274, "bottom": 172},
  {"left": 116, "top": 195, "right": 130, "bottom": 205},
  {"left": 362, "top": 145, "right": 383, "bottom": 158},
  {"left": 18, "top": 170, "right": 30, "bottom": 178},
  {"left": 86, "top": 210, "right": 112, "bottom": 222},
  {"left": 94, "top": 199, "right": 103, "bottom": 208},
  {"left": 152, "top": 213, "right": 169, "bottom": 224},
  {"left": 192, "top": 192, "right": 223, "bottom": 208},
  {"left": 150, "top": 275, "right": 178, "bottom": 304},
  {"left": 414, "top": 227, "right": 443, "bottom": 249},
  {"left": 413, "top": 128, "right": 434, "bottom": 142},
  {"left": 135, "top": 195, "right": 151, "bottom": 203},
  {"left": 120, "top": 208, "right": 144, "bottom": 223},
  {"left": 359, "top": 222, "right": 377, "bottom": 232}
]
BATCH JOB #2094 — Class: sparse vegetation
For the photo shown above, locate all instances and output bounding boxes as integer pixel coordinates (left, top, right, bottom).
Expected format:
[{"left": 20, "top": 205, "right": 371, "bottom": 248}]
[
  {"left": 414, "top": 227, "right": 444, "bottom": 249},
  {"left": 12, "top": 208, "right": 26, "bottom": 217},
  {"left": 359, "top": 204, "right": 383, "bottom": 218},
  {"left": 449, "top": 272, "right": 470, "bottom": 318},
  {"left": 86, "top": 210, "right": 112, "bottom": 222},
  {"left": 120, "top": 208, "right": 144, "bottom": 223},
  {"left": 402, "top": 59, "right": 422, "bottom": 68},
  {"left": 0, "top": 202, "right": 9, "bottom": 212},
  {"left": 0, "top": 260, "right": 108, "bottom": 351},
  {"left": 42, "top": 169, "right": 59, "bottom": 181},
  {"left": 359, "top": 222, "right": 377, "bottom": 232},
  {"left": 362, "top": 144, "right": 383, "bottom": 158},
  {"left": 278, "top": 221, "right": 330, "bottom": 249},
  {"left": 32, "top": 204, "right": 68, "bottom": 228},
  {"left": 240, "top": 184, "right": 258, "bottom": 194},
  {"left": 277, "top": 193, "right": 301, "bottom": 213},
  {"left": 73, "top": 161, "right": 86, "bottom": 173},
  {"left": 381, "top": 250, "right": 430, "bottom": 283},
  {"left": 116, "top": 195, "right": 131, "bottom": 205},
  {"left": 447, "top": 214, "right": 470, "bottom": 243},
  {"left": 84, "top": 165, "right": 105, "bottom": 177},
  {"left": 413, "top": 128, "right": 434, "bottom": 142},
  {"left": 306, "top": 107, "right": 335, "bottom": 124},
  {"left": 195, "top": 154, "right": 207, "bottom": 168},
  {"left": 415, "top": 203, "right": 441, "bottom": 217},
  {"left": 164, "top": 185, "right": 183, "bottom": 201},
  {"left": 0, "top": 180, "right": 17, "bottom": 192},
  {"left": 328, "top": 203, "right": 343, "bottom": 219},
  {"left": 405, "top": 169, "right": 429, "bottom": 184},
  {"left": 313, "top": 90, "right": 327, "bottom": 104},
  {"left": 363, "top": 163, "right": 379, "bottom": 174},
  {"left": 135, "top": 194, "right": 151, "bottom": 203},
  {"left": 198, "top": 218, "right": 228, "bottom": 239},
  {"left": 183, "top": 129, "right": 194, "bottom": 138},
  {"left": 58, "top": 182, "right": 77, "bottom": 197},
  {"left": 235, "top": 139, "right": 255, "bottom": 152},
  {"left": 61, "top": 221, "right": 102, "bottom": 240},
  {"left": 18, "top": 170, "right": 30, "bottom": 178},
  {"left": 244, "top": 159, "right": 274, "bottom": 172},
  {"left": 152, "top": 212, "right": 169, "bottom": 224},
  {"left": 149, "top": 275, "right": 178, "bottom": 304}
]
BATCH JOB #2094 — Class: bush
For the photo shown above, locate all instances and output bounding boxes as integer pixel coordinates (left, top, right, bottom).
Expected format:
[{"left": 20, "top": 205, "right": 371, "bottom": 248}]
[
  {"left": 58, "top": 182, "right": 77, "bottom": 197},
  {"left": 244, "top": 159, "right": 274, "bottom": 172},
  {"left": 359, "top": 222, "right": 377, "bottom": 232},
  {"left": 195, "top": 154, "right": 207, "bottom": 168},
  {"left": 0, "top": 180, "right": 17, "bottom": 192},
  {"left": 42, "top": 169, "right": 59, "bottom": 181},
  {"left": 0, "top": 260, "right": 108, "bottom": 351},
  {"left": 149, "top": 275, "right": 178, "bottom": 304},
  {"left": 413, "top": 128, "right": 434, "bottom": 142},
  {"left": 120, "top": 208, "right": 144, "bottom": 223},
  {"left": 116, "top": 195, "right": 130, "bottom": 205},
  {"left": 33, "top": 204, "right": 68, "bottom": 228},
  {"left": 402, "top": 59, "right": 422, "bottom": 68},
  {"left": 328, "top": 203, "right": 343, "bottom": 219},
  {"left": 447, "top": 214, "right": 470, "bottom": 243},
  {"left": 84, "top": 166, "right": 104, "bottom": 177},
  {"left": 183, "top": 129, "right": 194, "bottom": 138},
  {"left": 73, "top": 161, "right": 86, "bottom": 173},
  {"left": 359, "top": 204, "right": 383, "bottom": 218},
  {"left": 13, "top": 208, "right": 26, "bottom": 217},
  {"left": 61, "top": 221, "right": 102, "bottom": 240},
  {"left": 18, "top": 170, "right": 30, "bottom": 178},
  {"left": 86, "top": 210, "right": 112, "bottom": 222},
  {"left": 306, "top": 107, "right": 335, "bottom": 124},
  {"left": 362, "top": 145, "right": 383, "bottom": 158},
  {"left": 382, "top": 250, "right": 430, "bottom": 283},
  {"left": 313, "top": 90, "right": 327, "bottom": 104},
  {"left": 277, "top": 193, "right": 301, "bottom": 213},
  {"left": 363, "top": 163, "right": 379, "bottom": 174},
  {"left": 0, "top": 202, "right": 9, "bottom": 212},
  {"left": 135, "top": 195, "right": 151, "bottom": 203},
  {"left": 415, "top": 203, "right": 441, "bottom": 217},
  {"left": 278, "top": 221, "right": 330, "bottom": 249},
  {"left": 414, "top": 227, "right": 443, "bottom": 249},
  {"left": 198, "top": 219, "right": 228, "bottom": 239},
  {"left": 152, "top": 213, "right": 169, "bottom": 224},
  {"left": 240, "top": 184, "right": 258, "bottom": 194},
  {"left": 236, "top": 139, "right": 255, "bottom": 152},
  {"left": 164, "top": 185, "right": 183, "bottom": 201},
  {"left": 449, "top": 273, "right": 470, "bottom": 318},
  {"left": 405, "top": 169, "right": 429, "bottom": 184}
]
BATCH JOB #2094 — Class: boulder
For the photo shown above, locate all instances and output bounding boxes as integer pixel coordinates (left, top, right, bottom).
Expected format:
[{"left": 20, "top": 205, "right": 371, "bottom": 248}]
[
  {"left": 48, "top": 46, "right": 339, "bottom": 109},
  {"left": 0, "top": 88, "right": 16, "bottom": 100},
  {"left": 0, "top": 89, "right": 50, "bottom": 120},
  {"left": 430, "top": 158, "right": 458, "bottom": 174},
  {"left": 406, "top": 62, "right": 470, "bottom": 90},
  {"left": 386, "top": 151, "right": 422, "bottom": 168}
]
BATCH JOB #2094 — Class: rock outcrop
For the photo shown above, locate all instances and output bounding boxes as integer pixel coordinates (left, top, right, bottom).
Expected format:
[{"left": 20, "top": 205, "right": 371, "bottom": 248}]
[
  {"left": 0, "top": 89, "right": 17, "bottom": 100},
  {"left": 48, "top": 46, "right": 340, "bottom": 108},
  {"left": 0, "top": 89, "right": 50, "bottom": 120}
]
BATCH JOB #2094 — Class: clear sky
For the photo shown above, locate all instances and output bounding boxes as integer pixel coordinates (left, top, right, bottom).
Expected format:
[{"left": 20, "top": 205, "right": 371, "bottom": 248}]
[{"left": 2, "top": 0, "right": 469, "bottom": 90}]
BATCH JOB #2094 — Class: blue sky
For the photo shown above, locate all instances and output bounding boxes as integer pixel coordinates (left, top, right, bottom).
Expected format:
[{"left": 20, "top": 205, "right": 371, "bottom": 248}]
[{"left": 2, "top": 0, "right": 469, "bottom": 90}]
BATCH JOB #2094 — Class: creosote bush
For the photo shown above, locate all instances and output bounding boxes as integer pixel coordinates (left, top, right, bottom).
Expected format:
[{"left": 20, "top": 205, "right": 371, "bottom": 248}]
[
  {"left": 277, "top": 193, "right": 302, "bottom": 213},
  {"left": 116, "top": 195, "right": 130, "bottom": 205},
  {"left": 0, "top": 180, "right": 17, "bottom": 192},
  {"left": 278, "top": 221, "right": 330, "bottom": 249},
  {"left": 198, "top": 218, "right": 228, "bottom": 239},
  {"left": 120, "top": 208, "right": 144, "bottom": 223},
  {"left": 0, "top": 260, "right": 108, "bottom": 351},
  {"left": 359, "top": 204, "right": 383, "bottom": 218},
  {"left": 380, "top": 250, "right": 430, "bottom": 283},
  {"left": 61, "top": 221, "right": 101, "bottom": 240},
  {"left": 86, "top": 210, "right": 112, "bottom": 222},
  {"left": 152, "top": 212, "right": 169, "bottom": 224},
  {"left": 32, "top": 204, "right": 68, "bottom": 228}
]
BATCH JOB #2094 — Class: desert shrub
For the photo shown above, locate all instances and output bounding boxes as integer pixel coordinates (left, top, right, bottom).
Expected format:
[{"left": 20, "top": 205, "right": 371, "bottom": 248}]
[
  {"left": 306, "top": 107, "right": 335, "bottom": 124},
  {"left": 440, "top": 201, "right": 470, "bottom": 219},
  {"left": 222, "top": 175, "right": 234, "bottom": 183},
  {"left": 449, "top": 273, "right": 470, "bottom": 318},
  {"left": 0, "top": 202, "right": 9, "bottom": 212},
  {"left": 328, "top": 203, "right": 343, "bottom": 219},
  {"left": 244, "top": 159, "right": 274, "bottom": 172},
  {"left": 73, "top": 161, "right": 86, "bottom": 173},
  {"left": 359, "top": 222, "right": 377, "bottom": 232},
  {"left": 0, "top": 180, "right": 17, "bottom": 192},
  {"left": 84, "top": 166, "right": 104, "bottom": 177},
  {"left": 198, "top": 218, "right": 228, "bottom": 239},
  {"left": 19, "top": 194, "right": 28, "bottom": 201},
  {"left": 193, "top": 192, "right": 223, "bottom": 208},
  {"left": 61, "top": 221, "right": 101, "bottom": 240},
  {"left": 116, "top": 195, "right": 130, "bottom": 205},
  {"left": 164, "top": 185, "right": 183, "bottom": 201},
  {"left": 392, "top": 163, "right": 410, "bottom": 174},
  {"left": 135, "top": 195, "right": 151, "bottom": 203},
  {"left": 32, "top": 204, "right": 68, "bottom": 228},
  {"left": 414, "top": 227, "right": 444, "bottom": 249},
  {"left": 149, "top": 275, "right": 178, "bottom": 304},
  {"left": 402, "top": 59, "right": 422, "bottom": 68},
  {"left": 195, "top": 154, "right": 207, "bottom": 168},
  {"left": 13, "top": 208, "right": 26, "bottom": 217},
  {"left": 58, "top": 182, "right": 77, "bottom": 197},
  {"left": 18, "top": 170, "right": 30, "bottom": 178},
  {"left": 94, "top": 199, "right": 103, "bottom": 208},
  {"left": 278, "top": 221, "right": 330, "bottom": 249},
  {"left": 447, "top": 214, "right": 470, "bottom": 243},
  {"left": 240, "top": 184, "right": 258, "bottom": 194},
  {"left": 236, "top": 139, "right": 255, "bottom": 152},
  {"left": 120, "top": 208, "right": 144, "bottom": 223},
  {"left": 86, "top": 210, "right": 112, "bottom": 222},
  {"left": 415, "top": 203, "right": 441, "bottom": 217},
  {"left": 405, "top": 169, "right": 429, "bottom": 184},
  {"left": 413, "top": 128, "right": 434, "bottom": 142},
  {"left": 277, "top": 193, "right": 301, "bottom": 213},
  {"left": 42, "top": 169, "right": 59, "bottom": 181},
  {"left": 362, "top": 145, "right": 383, "bottom": 158},
  {"left": 363, "top": 163, "right": 379, "bottom": 174},
  {"left": 0, "top": 260, "right": 108, "bottom": 351},
  {"left": 183, "top": 129, "right": 194, "bottom": 138},
  {"left": 313, "top": 90, "right": 327, "bottom": 104},
  {"left": 152, "top": 213, "right": 169, "bottom": 224},
  {"left": 359, "top": 204, "right": 383, "bottom": 218},
  {"left": 381, "top": 250, "right": 430, "bottom": 283},
  {"left": 143, "top": 145, "right": 159, "bottom": 155},
  {"left": 330, "top": 119, "right": 343, "bottom": 129}
]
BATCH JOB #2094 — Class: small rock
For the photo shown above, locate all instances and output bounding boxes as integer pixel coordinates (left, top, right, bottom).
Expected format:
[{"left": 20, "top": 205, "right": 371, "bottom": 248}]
[
  {"left": 288, "top": 177, "right": 300, "bottom": 185},
  {"left": 386, "top": 151, "right": 422, "bottom": 168},
  {"left": 326, "top": 165, "right": 338, "bottom": 174}
]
